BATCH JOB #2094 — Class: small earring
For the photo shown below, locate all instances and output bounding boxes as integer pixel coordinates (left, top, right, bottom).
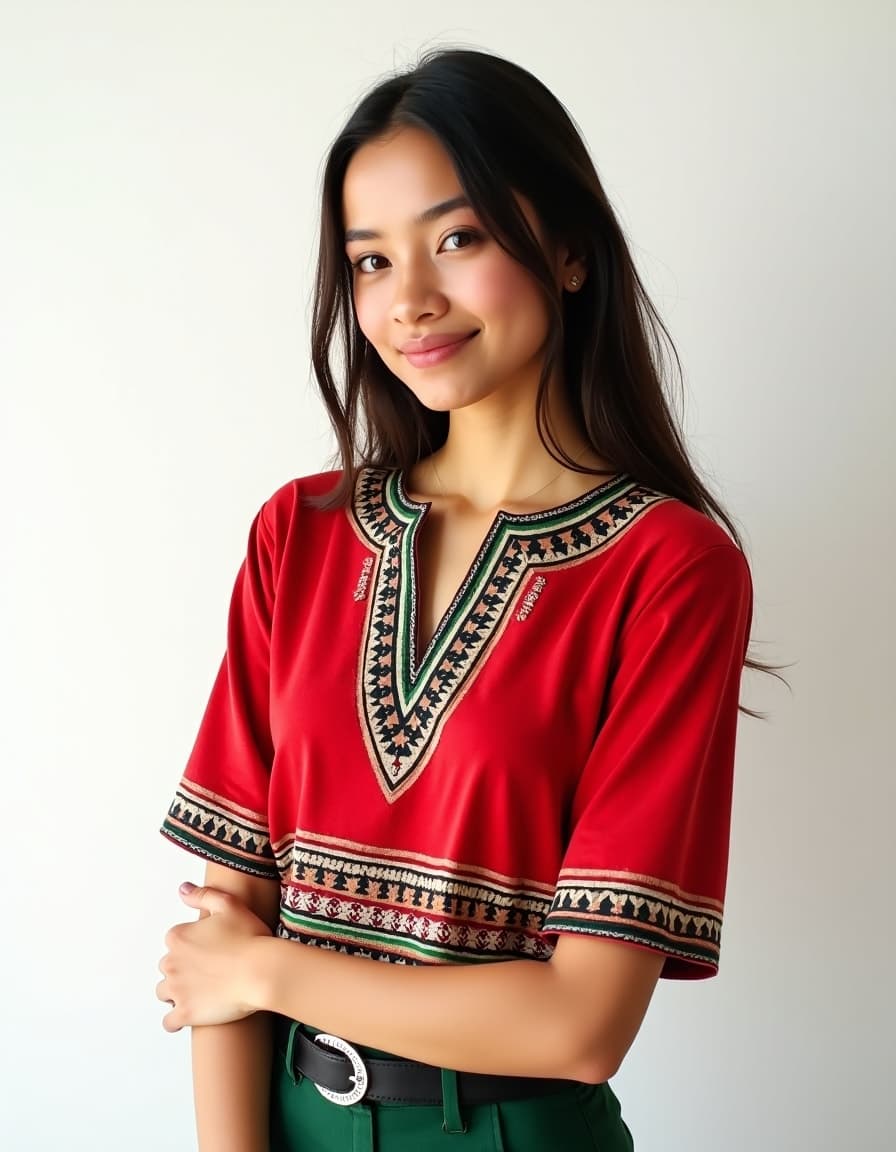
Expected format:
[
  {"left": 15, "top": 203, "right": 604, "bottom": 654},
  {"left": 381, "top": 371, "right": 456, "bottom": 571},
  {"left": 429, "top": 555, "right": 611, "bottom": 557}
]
[{"left": 569, "top": 275, "right": 580, "bottom": 289}]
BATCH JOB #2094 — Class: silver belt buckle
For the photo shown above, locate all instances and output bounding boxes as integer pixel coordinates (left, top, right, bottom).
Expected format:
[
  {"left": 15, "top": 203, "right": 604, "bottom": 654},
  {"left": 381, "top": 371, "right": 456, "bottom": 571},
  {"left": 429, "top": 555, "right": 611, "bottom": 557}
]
[{"left": 312, "top": 1033, "right": 369, "bottom": 1106}]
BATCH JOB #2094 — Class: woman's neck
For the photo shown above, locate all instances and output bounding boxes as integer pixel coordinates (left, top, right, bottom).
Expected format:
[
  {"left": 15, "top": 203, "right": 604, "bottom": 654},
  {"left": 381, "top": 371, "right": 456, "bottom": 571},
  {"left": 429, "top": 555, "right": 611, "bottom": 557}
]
[{"left": 411, "top": 386, "right": 613, "bottom": 514}]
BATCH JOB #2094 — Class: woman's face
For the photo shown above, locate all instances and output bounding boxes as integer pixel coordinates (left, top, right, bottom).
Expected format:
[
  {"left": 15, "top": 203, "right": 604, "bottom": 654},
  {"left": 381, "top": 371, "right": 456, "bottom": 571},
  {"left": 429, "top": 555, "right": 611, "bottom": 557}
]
[{"left": 342, "top": 126, "right": 575, "bottom": 416}]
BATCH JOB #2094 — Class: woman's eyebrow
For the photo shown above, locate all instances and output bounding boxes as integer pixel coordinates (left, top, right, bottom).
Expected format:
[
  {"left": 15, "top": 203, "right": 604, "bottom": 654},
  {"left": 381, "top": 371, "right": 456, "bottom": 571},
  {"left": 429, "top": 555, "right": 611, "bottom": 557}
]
[{"left": 344, "top": 195, "right": 471, "bottom": 243}]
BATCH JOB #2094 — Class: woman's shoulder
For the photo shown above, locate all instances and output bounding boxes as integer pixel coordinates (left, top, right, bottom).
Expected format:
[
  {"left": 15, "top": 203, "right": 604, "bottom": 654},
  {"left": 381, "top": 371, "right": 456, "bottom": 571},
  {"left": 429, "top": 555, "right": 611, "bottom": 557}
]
[
  {"left": 256, "top": 469, "right": 346, "bottom": 526},
  {"left": 617, "top": 481, "right": 751, "bottom": 594},
  {"left": 266, "top": 468, "right": 345, "bottom": 500},
  {"left": 229, "top": 471, "right": 352, "bottom": 568},
  {"left": 629, "top": 484, "right": 742, "bottom": 552}
]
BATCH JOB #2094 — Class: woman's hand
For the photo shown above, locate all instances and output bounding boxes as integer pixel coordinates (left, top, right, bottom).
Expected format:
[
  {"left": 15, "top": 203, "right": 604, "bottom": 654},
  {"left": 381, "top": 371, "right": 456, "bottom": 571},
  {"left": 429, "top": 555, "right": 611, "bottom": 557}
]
[{"left": 157, "top": 881, "right": 274, "bottom": 1032}]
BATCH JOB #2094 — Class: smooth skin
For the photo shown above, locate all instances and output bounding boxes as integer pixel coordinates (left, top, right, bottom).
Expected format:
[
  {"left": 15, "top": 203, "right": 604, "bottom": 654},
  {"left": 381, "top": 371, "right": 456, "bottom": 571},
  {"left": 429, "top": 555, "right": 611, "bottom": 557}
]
[{"left": 158, "top": 127, "right": 664, "bottom": 1151}]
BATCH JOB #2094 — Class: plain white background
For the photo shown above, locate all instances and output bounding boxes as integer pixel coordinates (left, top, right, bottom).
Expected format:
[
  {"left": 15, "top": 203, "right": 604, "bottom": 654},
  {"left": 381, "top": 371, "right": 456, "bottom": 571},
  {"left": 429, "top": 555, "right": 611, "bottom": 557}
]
[{"left": 1, "top": 2, "right": 893, "bottom": 1149}]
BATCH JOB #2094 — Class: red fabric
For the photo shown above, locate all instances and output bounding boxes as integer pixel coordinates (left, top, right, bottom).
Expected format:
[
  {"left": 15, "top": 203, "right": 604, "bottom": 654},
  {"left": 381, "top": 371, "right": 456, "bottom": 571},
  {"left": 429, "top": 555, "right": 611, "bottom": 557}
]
[{"left": 162, "top": 469, "right": 752, "bottom": 978}]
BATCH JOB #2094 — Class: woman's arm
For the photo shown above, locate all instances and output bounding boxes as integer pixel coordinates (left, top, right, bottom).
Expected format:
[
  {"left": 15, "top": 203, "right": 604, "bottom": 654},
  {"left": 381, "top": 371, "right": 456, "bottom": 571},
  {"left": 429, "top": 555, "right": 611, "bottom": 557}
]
[
  {"left": 161, "top": 884, "right": 663, "bottom": 1085},
  {"left": 251, "top": 925, "right": 662, "bottom": 1083},
  {"left": 185, "top": 866, "right": 280, "bottom": 1152}
]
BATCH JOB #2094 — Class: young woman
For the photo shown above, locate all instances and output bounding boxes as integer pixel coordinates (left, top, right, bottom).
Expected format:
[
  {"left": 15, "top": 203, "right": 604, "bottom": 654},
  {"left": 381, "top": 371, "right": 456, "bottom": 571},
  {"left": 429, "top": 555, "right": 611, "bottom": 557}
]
[{"left": 157, "top": 48, "right": 757, "bottom": 1152}]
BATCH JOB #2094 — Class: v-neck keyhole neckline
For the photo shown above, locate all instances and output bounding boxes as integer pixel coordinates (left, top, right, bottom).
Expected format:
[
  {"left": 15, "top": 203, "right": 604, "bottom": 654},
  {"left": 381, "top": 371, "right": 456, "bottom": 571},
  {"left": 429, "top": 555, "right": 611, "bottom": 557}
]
[
  {"left": 349, "top": 466, "right": 663, "bottom": 801},
  {"left": 393, "top": 468, "right": 627, "bottom": 675}
]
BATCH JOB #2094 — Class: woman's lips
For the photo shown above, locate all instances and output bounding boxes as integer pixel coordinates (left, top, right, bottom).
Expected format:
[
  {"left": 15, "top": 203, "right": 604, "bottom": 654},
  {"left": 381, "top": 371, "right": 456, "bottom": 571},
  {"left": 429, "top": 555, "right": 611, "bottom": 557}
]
[{"left": 400, "top": 332, "right": 478, "bottom": 368}]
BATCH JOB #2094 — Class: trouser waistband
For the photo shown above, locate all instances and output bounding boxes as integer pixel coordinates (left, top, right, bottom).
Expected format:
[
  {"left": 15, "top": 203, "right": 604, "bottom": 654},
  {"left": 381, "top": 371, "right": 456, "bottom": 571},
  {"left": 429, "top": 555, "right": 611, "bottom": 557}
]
[{"left": 275, "top": 1017, "right": 580, "bottom": 1108}]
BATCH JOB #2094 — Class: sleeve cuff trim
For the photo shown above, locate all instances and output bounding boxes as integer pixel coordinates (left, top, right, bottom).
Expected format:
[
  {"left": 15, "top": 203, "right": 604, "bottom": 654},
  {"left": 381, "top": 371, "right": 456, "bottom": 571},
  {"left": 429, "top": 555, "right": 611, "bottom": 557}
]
[
  {"left": 162, "top": 783, "right": 275, "bottom": 873},
  {"left": 160, "top": 825, "right": 279, "bottom": 880},
  {"left": 544, "top": 873, "right": 723, "bottom": 969},
  {"left": 544, "top": 919, "right": 719, "bottom": 976}
]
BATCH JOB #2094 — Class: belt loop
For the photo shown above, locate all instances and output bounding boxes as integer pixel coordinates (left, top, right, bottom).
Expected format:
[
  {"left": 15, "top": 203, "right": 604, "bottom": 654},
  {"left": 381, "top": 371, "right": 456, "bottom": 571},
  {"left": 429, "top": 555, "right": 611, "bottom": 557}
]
[
  {"left": 350, "top": 1101, "right": 375, "bottom": 1152},
  {"left": 490, "top": 1103, "right": 507, "bottom": 1152},
  {"left": 440, "top": 1068, "right": 468, "bottom": 1135},
  {"left": 284, "top": 1020, "right": 303, "bottom": 1086}
]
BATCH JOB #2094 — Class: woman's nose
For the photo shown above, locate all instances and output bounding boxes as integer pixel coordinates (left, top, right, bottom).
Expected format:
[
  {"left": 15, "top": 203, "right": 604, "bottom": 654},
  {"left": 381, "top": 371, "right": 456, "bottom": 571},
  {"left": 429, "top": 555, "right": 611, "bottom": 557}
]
[{"left": 390, "top": 264, "right": 448, "bottom": 326}]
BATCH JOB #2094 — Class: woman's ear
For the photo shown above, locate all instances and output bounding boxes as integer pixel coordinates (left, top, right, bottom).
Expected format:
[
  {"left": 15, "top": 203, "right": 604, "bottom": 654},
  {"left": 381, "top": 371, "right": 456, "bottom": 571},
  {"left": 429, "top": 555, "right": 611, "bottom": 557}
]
[{"left": 555, "top": 245, "right": 587, "bottom": 293}]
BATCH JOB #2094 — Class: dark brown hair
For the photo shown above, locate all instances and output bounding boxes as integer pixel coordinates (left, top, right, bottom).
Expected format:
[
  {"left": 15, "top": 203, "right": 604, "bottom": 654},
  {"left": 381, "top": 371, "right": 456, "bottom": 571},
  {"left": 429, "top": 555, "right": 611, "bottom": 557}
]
[{"left": 309, "top": 47, "right": 778, "bottom": 701}]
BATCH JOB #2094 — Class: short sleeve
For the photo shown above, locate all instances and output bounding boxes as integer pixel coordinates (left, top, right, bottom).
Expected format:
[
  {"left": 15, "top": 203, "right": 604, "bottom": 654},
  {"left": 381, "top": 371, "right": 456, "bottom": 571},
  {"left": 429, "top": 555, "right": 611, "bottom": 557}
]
[
  {"left": 160, "top": 501, "right": 280, "bottom": 880},
  {"left": 542, "top": 543, "right": 753, "bottom": 978}
]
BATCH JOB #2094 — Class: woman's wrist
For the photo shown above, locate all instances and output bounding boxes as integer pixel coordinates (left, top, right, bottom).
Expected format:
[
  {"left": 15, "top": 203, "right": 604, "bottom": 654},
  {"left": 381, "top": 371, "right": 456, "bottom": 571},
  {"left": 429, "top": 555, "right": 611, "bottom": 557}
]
[{"left": 243, "top": 934, "right": 291, "bottom": 1016}]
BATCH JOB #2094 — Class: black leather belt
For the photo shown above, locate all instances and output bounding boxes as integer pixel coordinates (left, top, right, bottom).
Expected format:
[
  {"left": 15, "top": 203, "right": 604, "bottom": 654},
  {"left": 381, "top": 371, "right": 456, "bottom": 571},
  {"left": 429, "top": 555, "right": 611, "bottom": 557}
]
[{"left": 276, "top": 1018, "right": 579, "bottom": 1107}]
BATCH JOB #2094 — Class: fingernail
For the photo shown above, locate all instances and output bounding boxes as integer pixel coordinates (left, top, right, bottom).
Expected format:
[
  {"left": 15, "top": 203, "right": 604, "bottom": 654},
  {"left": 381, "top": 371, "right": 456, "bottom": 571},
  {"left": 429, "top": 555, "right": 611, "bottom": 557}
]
[{"left": 179, "top": 881, "right": 196, "bottom": 894}]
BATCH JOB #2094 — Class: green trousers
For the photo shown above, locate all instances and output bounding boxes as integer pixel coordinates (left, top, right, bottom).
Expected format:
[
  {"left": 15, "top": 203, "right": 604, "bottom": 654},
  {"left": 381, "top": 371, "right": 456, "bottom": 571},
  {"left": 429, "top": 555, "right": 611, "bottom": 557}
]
[{"left": 270, "top": 1026, "right": 634, "bottom": 1152}]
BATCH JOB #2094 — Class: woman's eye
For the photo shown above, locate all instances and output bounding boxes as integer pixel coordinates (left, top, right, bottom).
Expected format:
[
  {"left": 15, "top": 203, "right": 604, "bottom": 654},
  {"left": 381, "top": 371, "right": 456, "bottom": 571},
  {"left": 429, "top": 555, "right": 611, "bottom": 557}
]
[
  {"left": 440, "top": 230, "right": 478, "bottom": 252},
  {"left": 353, "top": 254, "right": 389, "bottom": 274}
]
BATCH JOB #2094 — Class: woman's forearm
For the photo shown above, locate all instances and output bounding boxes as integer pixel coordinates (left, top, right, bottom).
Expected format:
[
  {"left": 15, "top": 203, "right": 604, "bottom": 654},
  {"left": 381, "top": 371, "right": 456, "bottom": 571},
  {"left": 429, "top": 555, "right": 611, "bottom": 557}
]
[
  {"left": 245, "top": 933, "right": 662, "bottom": 1085},
  {"left": 186, "top": 865, "right": 281, "bottom": 1152},
  {"left": 192, "top": 1015, "right": 272, "bottom": 1152},
  {"left": 161, "top": 881, "right": 660, "bottom": 1088}
]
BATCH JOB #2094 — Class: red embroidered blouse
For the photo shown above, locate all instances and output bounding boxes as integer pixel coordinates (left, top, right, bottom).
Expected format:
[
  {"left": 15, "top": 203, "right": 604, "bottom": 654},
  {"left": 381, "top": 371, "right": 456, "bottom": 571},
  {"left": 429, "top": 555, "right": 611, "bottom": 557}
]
[{"left": 162, "top": 468, "right": 753, "bottom": 978}]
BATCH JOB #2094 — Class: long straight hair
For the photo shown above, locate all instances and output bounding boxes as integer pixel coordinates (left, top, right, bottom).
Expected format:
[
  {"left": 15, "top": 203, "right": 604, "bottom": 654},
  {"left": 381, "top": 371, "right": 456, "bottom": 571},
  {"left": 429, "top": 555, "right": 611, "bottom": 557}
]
[{"left": 309, "top": 48, "right": 776, "bottom": 697}]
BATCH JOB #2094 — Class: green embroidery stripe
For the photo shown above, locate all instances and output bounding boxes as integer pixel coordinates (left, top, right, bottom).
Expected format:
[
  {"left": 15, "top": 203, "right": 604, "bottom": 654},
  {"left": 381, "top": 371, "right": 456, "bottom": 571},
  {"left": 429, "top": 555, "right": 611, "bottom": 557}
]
[
  {"left": 279, "top": 909, "right": 537, "bottom": 964},
  {"left": 506, "top": 474, "right": 634, "bottom": 532},
  {"left": 385, "top": 470, "right": 420, "bottom": 528},
  {"left": 281, "top": 910, "right": 466, "bottom": 962},
  {"left": 396, "top": 526, "right": 418, "bottom": 688}
]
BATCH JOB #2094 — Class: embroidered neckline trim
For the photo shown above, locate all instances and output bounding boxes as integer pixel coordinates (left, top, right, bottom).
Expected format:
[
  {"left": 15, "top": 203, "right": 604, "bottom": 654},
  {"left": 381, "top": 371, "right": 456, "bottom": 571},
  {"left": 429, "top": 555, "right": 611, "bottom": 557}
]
[{"left": 351, "top": 467, "right": 667, "bottom": 801}]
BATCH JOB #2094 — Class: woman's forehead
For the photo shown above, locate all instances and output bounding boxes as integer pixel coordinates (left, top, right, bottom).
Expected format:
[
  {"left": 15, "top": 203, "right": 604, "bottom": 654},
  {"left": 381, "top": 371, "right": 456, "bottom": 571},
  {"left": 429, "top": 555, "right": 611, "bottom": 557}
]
[{"left": 342, "top": 127, "right": 468, "bottom": 235}]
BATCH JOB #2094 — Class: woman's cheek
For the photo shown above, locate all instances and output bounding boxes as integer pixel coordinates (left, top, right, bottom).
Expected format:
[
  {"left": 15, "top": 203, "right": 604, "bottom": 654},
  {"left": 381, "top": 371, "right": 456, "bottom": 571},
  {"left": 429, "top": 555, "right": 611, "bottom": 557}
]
[
  {"left": 354, "top": 293, "right": 401, "bottom": 372},
  {"left": 352, "top": 287, "right": 379, "bottom": 343},
  {"left": 459, "top": 255, "right": 525, "bottom": 314}
]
